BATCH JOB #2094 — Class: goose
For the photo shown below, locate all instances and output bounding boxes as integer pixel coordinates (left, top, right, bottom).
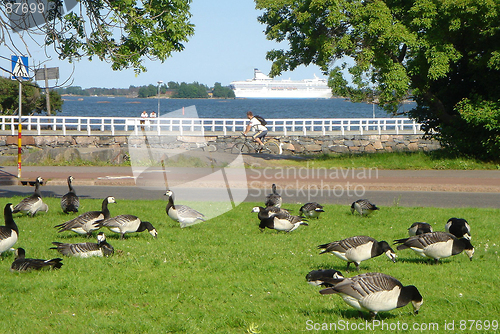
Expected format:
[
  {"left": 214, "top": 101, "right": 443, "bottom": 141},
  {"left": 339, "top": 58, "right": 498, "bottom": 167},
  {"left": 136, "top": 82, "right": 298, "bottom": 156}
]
[
  {"left": 394, "top": 231, "right": 474, "bottom": 263},
  {"left": 11, "top": 248, "right": 63, "bottom": 272},
  {"left": 445, "top": 218, "right": 471, "bottom": 240},
  {"left": 12, "top": 176, "right": 48, "bottom": 216},
  {"left": 164, "top": 190, "right": 205, "bottom": 228},
  {"left": 0, "top": 203, "right": 19, "bottom": 254},
  {"left": 350, "top": 199, "right": 379, "bottom": 216},
  {"left": 306, "top": 269, "right": 345, "bottom": 287},
  {"left": 299, "top": 202, "right": 324, "bottom": 219},
  {"left": 251, "top": 206, "right": 289, "bottom": 224},
  {"left": 408, "top": 222, "right": 433, "bottom": 236},
  {"left": 264, "top": 184, "right": 282, "bottom": 208},
  {"left": 61, "top": 175, "right": 79, "bottom": 213},
  {"left": 252, "top": 206, "right": 308, "bottom": 232},
  {"left": 99, "top": 215, "right": 157, "bottom": 239},
  {"left": 318, "top": 236, "right": 397, "bottom": 271},
  {"left": 319, "top": 272, "right": 423, "bottom": 318},
  {"left": 54, "top": 196, "right": 116, "bottom": 236},
  {"left": 51, "top": 232, "right": 114, "bottom": 257}
]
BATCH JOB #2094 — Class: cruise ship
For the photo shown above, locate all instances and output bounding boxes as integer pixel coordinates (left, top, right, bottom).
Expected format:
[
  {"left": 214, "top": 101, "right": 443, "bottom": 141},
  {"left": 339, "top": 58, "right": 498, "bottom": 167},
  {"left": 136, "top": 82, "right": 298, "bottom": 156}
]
[{"left": 230, "top": 69, "right": 332, "bottom": 99}]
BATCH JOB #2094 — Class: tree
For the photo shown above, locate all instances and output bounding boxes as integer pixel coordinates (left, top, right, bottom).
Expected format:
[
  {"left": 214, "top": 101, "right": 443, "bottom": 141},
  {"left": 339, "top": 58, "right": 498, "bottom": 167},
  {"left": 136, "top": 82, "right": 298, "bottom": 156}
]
[
  {"left": 0, "top": 77, "right": 63, "bottom": 115},
  {"left": 212, "top": 82, "right": 235, "bottom": 98},
  {"left": 137, "top": 84, "right": 158, "bottom": 98},
  {"left": 256, "top": 0, "right": 500, "bottom": 159},
  {"left": 174, "top": 82, "right": 208, "bottom": 98},
  {"left": 0, "top": 0, "right": 194, "bottom": 74}
]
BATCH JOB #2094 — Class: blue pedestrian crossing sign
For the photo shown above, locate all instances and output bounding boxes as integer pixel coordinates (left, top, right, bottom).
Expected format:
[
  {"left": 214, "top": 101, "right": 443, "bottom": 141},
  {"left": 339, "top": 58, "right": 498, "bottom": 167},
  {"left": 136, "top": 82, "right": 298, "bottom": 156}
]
[{"left": 11, "top": 56, "right": 29, "bottom": 80}]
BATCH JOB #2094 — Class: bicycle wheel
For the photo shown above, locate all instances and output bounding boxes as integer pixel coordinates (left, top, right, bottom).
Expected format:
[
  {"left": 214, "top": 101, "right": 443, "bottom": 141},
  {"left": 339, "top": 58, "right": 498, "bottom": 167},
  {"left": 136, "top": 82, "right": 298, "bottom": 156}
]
[
  {"left": 263, "top": 141, "right": 281, "bottom": 155},
  {"left": 231, "top": 142, "right": 252, "bottom": 154}
]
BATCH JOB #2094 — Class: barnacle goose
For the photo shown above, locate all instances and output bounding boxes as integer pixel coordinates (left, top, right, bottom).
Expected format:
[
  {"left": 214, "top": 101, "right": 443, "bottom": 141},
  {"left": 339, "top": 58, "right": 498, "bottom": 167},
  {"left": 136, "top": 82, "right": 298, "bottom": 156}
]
[
  {"left": 350, "top": 199, "right": 379, "bottom": 216},
  {"left": 12, "top": 176, "right": 48, "bottom": 216},
  {"left": 54, "top": 196, "right": 116, "bottom": 236},
  {"left": 11, "top": 248, "right": 63, "bottom": 272},
  {"left": 0, "top": 203, "right": 18, "bottom": 254},
  {"left": 394, "top": 231, "right": 474, "bottom": 263},
  {"left": 318, "top": 236, "right": 397, "bottom": 271},
  {"left": 61, "top": 176, "right": 80, "bottom": 213},
  {"left": 306, "top": 269, "right": 345, "bottom": 287},
  {"left": 445, "top": 218, "right": 471, "bottom": 240},
  {"left": 164, "top": 190, "right": 205, "bottom": 228},
  {"left": 51, "top": 232, "right": 114, "bottom": 257},
  {"left": 252, "top": 206, "right": 308, "bottom": 232},
  {"left": 99, "top": 215, "right": 157, "bottom": 239},
  {"left": 408, "top": 222, "right": 433, "bottom": 236},
  {"left": 299, "top": 202, "right": 324, "bottom": 219},
  {"left": 264, "top": 183, "right": 282, "bottom": 208},
  {"left": 319, "top": 272, "right": 423, "bottom": 318}
]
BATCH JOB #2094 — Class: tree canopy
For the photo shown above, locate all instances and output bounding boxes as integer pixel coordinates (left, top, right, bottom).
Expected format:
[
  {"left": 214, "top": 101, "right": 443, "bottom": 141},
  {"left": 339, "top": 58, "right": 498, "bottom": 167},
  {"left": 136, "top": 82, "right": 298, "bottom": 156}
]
[
  {"left": 0, "top": 0, "right": 194, "bottom": 74},
  {"left": 256, "top": 0, "right": 500, "bottom": 159}
]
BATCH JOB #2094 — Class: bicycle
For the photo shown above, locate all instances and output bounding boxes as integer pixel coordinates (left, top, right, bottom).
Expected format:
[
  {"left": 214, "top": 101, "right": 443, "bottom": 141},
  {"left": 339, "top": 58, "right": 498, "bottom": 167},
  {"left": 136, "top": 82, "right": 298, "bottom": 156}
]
[{"left": 231, "top": 133, "right": 281, "bottom": 155}]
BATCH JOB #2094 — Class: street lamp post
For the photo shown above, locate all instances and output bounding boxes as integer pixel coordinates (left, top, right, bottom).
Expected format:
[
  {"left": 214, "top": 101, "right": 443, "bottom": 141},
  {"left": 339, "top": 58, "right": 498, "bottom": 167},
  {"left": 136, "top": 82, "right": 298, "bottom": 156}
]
[{"left": 157, "top": 80, "right": 163, "bottom": 118}]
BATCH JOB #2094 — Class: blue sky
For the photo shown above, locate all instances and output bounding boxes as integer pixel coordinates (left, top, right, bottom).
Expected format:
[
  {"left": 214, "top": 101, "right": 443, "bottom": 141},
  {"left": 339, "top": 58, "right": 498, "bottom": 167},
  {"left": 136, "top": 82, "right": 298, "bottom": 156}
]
[{"left": 0, "top": 0, "right": 327, "bottom": 89}]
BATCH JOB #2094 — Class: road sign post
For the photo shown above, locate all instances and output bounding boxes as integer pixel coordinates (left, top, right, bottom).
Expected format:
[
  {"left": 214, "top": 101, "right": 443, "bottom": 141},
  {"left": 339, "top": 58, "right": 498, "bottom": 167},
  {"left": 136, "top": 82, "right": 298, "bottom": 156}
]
[
  {"left": 35, "top": 66, "right": 59, "bottom": 116},
  {"left": 11, "top": 55, "right": 29, "bottom": 179}
]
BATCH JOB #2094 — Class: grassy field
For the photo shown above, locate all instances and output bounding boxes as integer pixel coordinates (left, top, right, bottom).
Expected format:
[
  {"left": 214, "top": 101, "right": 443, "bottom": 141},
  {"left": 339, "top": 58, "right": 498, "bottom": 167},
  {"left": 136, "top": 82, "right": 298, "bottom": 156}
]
[{"left": 1, "top": 197, "right": 499, "bottom": 333}]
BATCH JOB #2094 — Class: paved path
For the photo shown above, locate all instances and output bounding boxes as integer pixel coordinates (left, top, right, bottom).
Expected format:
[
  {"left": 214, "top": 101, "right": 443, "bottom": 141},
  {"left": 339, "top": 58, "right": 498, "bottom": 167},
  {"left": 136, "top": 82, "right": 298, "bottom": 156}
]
[{"left": 1, "top": 162, "right": 499, "bottom": 208}]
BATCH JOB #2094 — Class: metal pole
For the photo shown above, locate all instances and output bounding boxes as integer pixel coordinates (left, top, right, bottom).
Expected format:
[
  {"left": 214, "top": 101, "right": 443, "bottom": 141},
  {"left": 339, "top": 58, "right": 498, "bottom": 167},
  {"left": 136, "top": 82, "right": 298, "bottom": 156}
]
[
  {"left": 157, "top": 80, "right": 163, "bottom": 118},
  {"left": 44, "top": 65, "right": 51, "bottom": 115},
  {"left": 17, "top": 80, "right": 22, "bottom": 178}
]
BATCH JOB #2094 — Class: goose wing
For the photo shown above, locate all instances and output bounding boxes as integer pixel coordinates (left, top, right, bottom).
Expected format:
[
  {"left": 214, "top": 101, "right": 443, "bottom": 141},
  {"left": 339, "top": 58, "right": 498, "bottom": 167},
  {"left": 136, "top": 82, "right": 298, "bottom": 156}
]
[
  {"left": 100, "top": 215, "right": 140, "bottom": 227},
  {"left": 11, "top": 258, "right": 63, "bottom": 272},
  {"left": 55, "top": 211, "right": 104, "bottom": 231},
  {"left": 51, "top": 242, "right": 100, "bottom": 256},
  {"left": 61, "top": 192, "right": 80, "bottom": 212},
  {"left": 13, "top": 195, "right": 40, "bottom": 212},
  {"left": 176, "top": 205, "right": 205, "bottom": 220},
  {"left": 395, "top": 231, "right": 453, "bottom": 250},
  {"left": 319, "top": 236, "right": 376, "bottom": 253}
]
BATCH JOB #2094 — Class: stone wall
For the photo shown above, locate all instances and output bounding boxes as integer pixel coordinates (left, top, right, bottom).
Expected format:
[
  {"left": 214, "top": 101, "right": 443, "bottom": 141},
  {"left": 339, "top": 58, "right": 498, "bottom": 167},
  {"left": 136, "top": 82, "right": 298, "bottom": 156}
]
[{"left": 0, "top": 134, "right": 441, "bottom": 164}]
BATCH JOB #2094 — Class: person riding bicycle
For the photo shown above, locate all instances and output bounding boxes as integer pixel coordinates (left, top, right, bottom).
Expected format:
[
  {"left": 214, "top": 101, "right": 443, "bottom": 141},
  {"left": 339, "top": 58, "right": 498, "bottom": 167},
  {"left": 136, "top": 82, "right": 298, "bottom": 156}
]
[{"left": 243, "top": 111, "right": 268, "bottom": 148}]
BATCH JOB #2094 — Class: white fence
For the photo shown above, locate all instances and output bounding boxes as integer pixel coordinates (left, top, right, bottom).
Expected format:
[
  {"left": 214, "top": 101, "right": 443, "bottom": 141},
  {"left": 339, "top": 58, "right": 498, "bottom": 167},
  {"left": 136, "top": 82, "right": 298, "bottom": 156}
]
[{"left": 0, "top": 115, "right": 423, "bottom": 136}]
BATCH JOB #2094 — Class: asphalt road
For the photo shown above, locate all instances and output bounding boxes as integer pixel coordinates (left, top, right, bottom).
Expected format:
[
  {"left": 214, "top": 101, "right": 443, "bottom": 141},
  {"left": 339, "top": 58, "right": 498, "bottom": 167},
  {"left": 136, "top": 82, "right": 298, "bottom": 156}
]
[{"left": 1, "top": 164, "right": 499, "bottom": 208}]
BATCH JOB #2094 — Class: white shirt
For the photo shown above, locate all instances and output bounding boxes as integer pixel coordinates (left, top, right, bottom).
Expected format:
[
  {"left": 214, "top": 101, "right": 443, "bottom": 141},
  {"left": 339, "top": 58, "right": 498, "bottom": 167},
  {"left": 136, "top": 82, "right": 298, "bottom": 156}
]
[{"left": 249, "top": 117, "right": 267, "bottom": 131}]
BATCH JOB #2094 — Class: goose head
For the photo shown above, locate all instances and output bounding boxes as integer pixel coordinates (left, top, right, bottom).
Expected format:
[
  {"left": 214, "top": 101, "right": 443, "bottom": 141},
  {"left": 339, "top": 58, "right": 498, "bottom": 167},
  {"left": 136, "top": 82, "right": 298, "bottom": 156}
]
[
  {"left": 97, "top": 232, "right": 107, "bottom": 244},
  {"left": 106, "top": 196, "right": 117, "bottom": 204},
  {"left": 379, "top": 241, "right": 397, "bottom": 263}
]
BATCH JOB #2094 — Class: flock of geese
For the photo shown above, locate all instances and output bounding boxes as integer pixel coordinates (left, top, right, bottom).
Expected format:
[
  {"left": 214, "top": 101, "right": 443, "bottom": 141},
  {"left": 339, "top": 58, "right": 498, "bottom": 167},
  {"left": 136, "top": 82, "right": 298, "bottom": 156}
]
[
  {"left": 1, "top": 178, "right": 475, "bottom": 318},
  {"left": 252, "top": 185, "right": 474, "bottom": 318},
  {"left": 0, "top": 175, "right": 206, "bottom": 273}
]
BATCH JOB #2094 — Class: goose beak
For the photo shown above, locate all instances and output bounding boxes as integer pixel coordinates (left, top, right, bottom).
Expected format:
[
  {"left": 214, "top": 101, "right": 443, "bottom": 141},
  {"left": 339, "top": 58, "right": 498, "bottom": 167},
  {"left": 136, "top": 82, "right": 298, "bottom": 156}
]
[{"left": 386, "top": 250, "right": 397, "bottom": 263}]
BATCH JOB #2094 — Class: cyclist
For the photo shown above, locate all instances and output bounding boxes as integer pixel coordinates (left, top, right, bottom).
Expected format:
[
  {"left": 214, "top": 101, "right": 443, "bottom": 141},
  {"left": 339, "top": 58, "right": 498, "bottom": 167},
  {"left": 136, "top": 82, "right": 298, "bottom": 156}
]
[{"left": 243, "top": 111, "right": 268, "bottom": 148}]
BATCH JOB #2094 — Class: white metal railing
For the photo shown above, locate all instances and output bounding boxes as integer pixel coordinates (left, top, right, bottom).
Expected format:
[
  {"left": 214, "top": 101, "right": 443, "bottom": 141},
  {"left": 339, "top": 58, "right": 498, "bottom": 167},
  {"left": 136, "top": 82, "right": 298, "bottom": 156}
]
[{"left": 0, "top": 115, "right": 422, "bottom": 136}]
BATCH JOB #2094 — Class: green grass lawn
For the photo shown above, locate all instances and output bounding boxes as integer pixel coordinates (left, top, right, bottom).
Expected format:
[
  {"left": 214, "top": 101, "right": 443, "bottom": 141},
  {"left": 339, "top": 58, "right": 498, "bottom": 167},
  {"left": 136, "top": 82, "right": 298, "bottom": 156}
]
[{"left": 1, "top": 197, "right": 499, "bottom": 333}]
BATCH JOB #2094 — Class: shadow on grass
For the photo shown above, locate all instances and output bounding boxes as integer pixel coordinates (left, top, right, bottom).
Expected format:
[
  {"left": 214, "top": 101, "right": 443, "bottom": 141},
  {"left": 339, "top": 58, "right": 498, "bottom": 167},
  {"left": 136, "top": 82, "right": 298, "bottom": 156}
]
[{"left": 301, "top": 306, "right": 399, "bottom": 320}]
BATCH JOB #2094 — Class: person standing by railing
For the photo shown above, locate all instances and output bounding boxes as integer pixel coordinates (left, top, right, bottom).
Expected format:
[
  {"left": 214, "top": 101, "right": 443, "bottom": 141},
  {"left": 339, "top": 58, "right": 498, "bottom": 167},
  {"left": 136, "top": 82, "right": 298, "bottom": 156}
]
[
  {"left": 149, "top": 111, "right": 157, "bottom": 130},
  {"left": 140, "top": 110, "right": 148, "bottom": 130},
  {"left": 243, "top": 111, "right": 268, "bottom": 147}
]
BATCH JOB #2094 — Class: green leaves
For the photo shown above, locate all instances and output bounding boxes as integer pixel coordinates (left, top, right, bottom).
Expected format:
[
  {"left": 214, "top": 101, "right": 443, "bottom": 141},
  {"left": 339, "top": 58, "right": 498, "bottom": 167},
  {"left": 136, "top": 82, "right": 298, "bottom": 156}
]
[{"left": 42, "top": 0, "right": 194, "bottom": 73}]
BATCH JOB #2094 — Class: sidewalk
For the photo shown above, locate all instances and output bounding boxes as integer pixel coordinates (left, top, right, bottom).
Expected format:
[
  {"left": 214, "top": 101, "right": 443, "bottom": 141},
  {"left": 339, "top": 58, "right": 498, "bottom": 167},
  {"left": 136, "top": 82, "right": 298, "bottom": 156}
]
[{"left": 1, "top": 164, "right": 499, "bottom": 193}]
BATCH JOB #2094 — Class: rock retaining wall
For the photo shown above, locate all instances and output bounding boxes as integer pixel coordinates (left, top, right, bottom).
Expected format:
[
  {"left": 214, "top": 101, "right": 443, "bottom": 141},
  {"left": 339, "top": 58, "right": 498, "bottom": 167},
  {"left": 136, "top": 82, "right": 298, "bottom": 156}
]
[{"left": 0, "top": 134, "right": 441, "bottom": 164}]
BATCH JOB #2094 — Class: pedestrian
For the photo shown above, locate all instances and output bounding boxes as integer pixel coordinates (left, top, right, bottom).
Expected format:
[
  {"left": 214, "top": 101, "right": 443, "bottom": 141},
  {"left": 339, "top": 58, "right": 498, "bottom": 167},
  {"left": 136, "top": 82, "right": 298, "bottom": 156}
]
[
  {"left": 140, "top": 110, "right": 148, "bottom": 130},
  {"left": 243, "top": 111, "right": 267, "bottom": 147},
  {"left": 150, "top": 111, "right": 156, "bottom": 118}
]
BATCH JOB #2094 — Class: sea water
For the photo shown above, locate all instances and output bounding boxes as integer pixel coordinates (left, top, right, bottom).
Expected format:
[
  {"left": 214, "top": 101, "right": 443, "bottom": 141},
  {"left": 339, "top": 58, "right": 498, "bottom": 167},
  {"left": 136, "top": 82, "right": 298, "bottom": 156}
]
[{"left": 60, "top": 96, "right": 415, "bottom": 119}]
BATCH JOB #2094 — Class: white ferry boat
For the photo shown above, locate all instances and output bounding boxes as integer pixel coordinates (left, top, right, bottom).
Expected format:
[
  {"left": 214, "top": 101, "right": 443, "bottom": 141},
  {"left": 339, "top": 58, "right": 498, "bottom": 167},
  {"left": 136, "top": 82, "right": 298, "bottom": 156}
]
[{"left": 230, "top": 69, "right": 332, "bottom": 99}]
